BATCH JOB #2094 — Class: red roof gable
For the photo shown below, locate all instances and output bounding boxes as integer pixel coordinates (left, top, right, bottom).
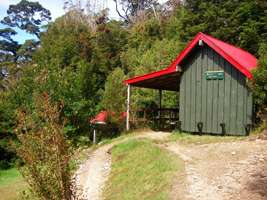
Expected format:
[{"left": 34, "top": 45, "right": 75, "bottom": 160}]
[{"left": 125, "top": 32, "right": 257, "bottom": 85}]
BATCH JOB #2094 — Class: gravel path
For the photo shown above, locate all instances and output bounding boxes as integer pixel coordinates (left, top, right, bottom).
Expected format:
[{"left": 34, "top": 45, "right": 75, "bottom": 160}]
[
  {"left": 75, "top": 131, "right": 170, "bottom": 200},
  {"left": 75, "top": 143, "right": 113, "bottom": 200},
  {"left": 165, "top": 139, "right": 267, "bottom": 200},
  {"left": 76, "top": 130, "right": 267, "bottom": 200}
]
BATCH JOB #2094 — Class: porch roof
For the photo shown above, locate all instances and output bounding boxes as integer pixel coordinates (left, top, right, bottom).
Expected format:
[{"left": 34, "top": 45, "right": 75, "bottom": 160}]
[{"left": 125, "top": 68, "right": 181, "bottom": 91}]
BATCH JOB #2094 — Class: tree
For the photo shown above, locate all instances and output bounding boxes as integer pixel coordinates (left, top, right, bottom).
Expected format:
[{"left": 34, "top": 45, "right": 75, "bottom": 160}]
[
  {"left": 176, "top": 0, "right": 267, "bottom": 55},
  {"left": 0, "top": 28, "right": 20, "bottom": 90},
  {"left": 0, "top": 91, "right": 17, "bottom": 169},
  {"left": 1, "top": 0, "right": 51, "bottom": 38},
  {"left": 31, "top": 14, "right": 103, "bottom": 139},
  {"left": 17, "top": 39, "right": 38, "bottom": 63},
  {"left": 101, "top": 68, "right": 126, "bottom": 115},
  {"left": 0, "top": 0, "right": 52, "bottom": 90},
  {"left": 0, "top": 28, "right": 19, "bottom": 63},
  {"left": 114, "top": 0, "right": 159, "bottom": 23},
  {"left": 92, "top": 20, "right": 128, "bottom": 76},
  {"left": 251, "top": 43, "right": 267, "bottom": 122}
]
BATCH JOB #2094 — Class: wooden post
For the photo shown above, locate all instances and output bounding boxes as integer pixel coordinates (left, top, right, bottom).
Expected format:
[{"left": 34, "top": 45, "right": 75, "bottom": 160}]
[
  {"left": 159, "top": 89, "right": 162, "bottom": 129},
  {"left": 126, "top": 84, "right": 131, "bottom": 131},
  {"left": 93, "top": 129, "right": 96, "bottom": 144}
]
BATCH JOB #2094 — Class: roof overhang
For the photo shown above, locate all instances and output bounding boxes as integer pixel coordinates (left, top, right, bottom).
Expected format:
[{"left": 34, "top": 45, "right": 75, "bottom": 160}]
[
  {"left": 127, "top": 71, "right": 180, "bottom": 91},
  {"left": 125, "top": 66, "right": 181, "bottom": 91}
]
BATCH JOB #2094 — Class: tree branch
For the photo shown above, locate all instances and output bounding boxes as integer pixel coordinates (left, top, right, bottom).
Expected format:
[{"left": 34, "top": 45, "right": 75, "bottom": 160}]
[{"left": 113, "top": 0, "right": 130, "bottom": 23}]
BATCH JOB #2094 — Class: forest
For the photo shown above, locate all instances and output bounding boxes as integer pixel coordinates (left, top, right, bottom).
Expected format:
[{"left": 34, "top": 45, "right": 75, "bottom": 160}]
[{"left": 0, "top": 0, "right": 266, "bottom": 197}]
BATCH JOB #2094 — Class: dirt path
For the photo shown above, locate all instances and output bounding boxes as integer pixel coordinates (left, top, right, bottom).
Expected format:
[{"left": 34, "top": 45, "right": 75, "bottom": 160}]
[
  {"left": 165, "top": 139, "right": 267, "bottom": 200},
  {"left": 75, "top": 131, "right": 170, "bottom": 200},
  {"left": 76, "top": 131, "right": 267, "bottom": 200}
]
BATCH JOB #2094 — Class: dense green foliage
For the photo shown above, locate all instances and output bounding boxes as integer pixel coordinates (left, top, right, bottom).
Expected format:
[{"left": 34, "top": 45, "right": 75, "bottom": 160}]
[
  {"left": 180, "top": 0, "right": 267, "bottom": 55},
  {"left": 252, "top": 43, "right": 267, "bottom": 122},
  {"left": 101, "top": 68, "right": 126, "bottom": 115},
  {"left": 0, "top": 0, "right": 267, "bottom": 170}
]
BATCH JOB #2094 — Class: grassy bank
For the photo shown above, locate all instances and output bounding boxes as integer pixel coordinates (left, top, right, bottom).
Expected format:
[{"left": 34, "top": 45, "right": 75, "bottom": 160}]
[
  {"left": 0, "top": 168, "right": 27, "bottom": 200},
  {"left": 103, "top": 139, "right": 183, "bottom": 200}
]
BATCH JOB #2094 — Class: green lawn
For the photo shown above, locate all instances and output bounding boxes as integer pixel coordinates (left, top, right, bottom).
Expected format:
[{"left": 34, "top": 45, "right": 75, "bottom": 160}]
[
  {"left": 103, "top": 139, "right": 183, "bottom": 200},
  {"left": 0, "top": 168, "right": 27, "bottom": 200},
  {"left": 169, "top": 131, "right": 246, "bottom": 144}
]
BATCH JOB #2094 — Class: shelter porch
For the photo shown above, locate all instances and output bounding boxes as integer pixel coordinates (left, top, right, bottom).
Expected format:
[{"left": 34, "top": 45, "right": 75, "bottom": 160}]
[{"left": 126, "top": 71, "right": 181, "bottom": 131}]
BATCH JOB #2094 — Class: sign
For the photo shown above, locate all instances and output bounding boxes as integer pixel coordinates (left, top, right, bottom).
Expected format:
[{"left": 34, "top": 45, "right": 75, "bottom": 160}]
[{"left": 205, "top": 71, "right": 224, "bottom": 80}]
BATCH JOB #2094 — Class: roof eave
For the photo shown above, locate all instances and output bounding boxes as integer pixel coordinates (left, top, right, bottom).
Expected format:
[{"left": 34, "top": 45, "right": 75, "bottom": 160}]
[{"left": 124, "top": 67, "right": 176, "bottom": 85}]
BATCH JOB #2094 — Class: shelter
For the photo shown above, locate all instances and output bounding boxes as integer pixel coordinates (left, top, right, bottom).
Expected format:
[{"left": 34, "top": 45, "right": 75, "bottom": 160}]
[{"left": 125, "top": 32, "right": 257, "bottom": 135}]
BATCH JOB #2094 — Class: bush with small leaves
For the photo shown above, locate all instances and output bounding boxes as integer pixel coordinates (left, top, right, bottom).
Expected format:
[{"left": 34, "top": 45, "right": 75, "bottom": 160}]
[{"left": 14, "top": 93, "right": 82, "bottom": 200}]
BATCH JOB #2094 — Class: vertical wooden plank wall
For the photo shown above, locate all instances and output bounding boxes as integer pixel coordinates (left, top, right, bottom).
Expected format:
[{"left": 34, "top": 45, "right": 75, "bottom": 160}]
[{"left": 179, "top": 44, "right": 252, "bottom": 135}]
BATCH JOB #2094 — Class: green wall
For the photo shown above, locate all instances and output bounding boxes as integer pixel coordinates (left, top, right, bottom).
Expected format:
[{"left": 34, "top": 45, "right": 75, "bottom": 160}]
[{"left": 179, "top": 44, "right": 253, "bottom": 135}]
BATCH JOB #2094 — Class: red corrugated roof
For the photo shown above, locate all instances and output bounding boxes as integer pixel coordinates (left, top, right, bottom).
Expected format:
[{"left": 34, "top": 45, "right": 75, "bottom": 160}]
[
  {"left": 90, "top": 111, "right": 108, "bottom": 124},
  {"left": 125, "top": 32, "right": 257, "bottom": 85},
  {"left": 90, "top": 111, "right": 127, "bottom": 124}
]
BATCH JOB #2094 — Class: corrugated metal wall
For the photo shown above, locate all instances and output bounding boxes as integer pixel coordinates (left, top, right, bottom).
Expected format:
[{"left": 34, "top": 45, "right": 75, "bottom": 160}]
[{"left": 179, "top": 44, "right": 253, "bottom": 135}]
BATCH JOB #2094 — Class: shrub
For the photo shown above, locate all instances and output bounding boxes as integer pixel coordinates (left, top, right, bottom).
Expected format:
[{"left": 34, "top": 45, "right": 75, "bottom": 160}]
[
  {"left": 251, "top": 43, "right": 267, "bottom": 124},
  {"left": 14, "top": 93, "right": 80, "bottom": 200}
]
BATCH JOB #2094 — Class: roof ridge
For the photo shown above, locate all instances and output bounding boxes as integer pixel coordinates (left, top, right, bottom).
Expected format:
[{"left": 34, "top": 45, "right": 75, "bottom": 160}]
[
  {"left": 198, "top": 33, "right": 256, "bottom": 79},
  {"left": 200, "top": 33, "right": 244, "bottom": 70},
  {"left": 201, "top": 33, "right": 254, "bottom": 56}
]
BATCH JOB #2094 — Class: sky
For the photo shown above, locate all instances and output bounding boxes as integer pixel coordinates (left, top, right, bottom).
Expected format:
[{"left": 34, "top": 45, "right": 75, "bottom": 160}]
[
  {"left": 0, "top": 0, "right": 167, "bottom": 43},
  {"left": 0, "top": 0, "right": 66, "bottom": 43},
  {"left": 0, "top": 0, "right": 121, "bottom": 43}
]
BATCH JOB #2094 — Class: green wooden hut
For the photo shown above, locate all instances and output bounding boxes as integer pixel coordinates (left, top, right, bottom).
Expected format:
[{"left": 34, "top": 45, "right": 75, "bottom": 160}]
[{"left": 124, "top": 32, "right": 257, "bottom": 136}]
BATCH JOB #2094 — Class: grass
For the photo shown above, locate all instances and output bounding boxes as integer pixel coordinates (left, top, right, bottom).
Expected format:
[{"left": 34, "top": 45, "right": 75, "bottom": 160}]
[
  {"left": 70, "top": 130, "right": 143, "bottom": 171},
  {"left": 251, "top": 121, "right": 267, "bottom": 135},
  {"left": 98, "top": 129, "right": 147, "bottom": 146},
  {"left": 0, "top": 168, "right": 27, "bottom": 200},
  {"left": 168, "top": 131, "right": 246, "bottom": 145},
  {"left": 103, "top": 139, "right": 183, "bottom": 200}
]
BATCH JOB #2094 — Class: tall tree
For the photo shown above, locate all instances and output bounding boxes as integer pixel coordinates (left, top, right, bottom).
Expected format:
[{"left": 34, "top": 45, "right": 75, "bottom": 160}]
[
  {"left": 1, "top": 0, "right": 51, "bottom": 39},
  {"left": 0, "top": 0, "right": 52, "bottom": 89},
  {"left": 177, "top": 0, "right": 267, "bottom": 55},
  {"left": 101, "top": 67, "right": 126, "bottom": 114}
]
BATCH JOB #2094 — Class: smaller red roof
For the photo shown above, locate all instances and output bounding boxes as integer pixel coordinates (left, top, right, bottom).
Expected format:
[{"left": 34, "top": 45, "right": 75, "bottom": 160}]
[
  {"left": 125, "top": 32, "right": 257, "bottom": 87},
  {"left": 90, "top": 111, "right": 108, "bottom": 124},
  {"left": 90, "top": 111, "right": 127, "bottom": 124}
]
